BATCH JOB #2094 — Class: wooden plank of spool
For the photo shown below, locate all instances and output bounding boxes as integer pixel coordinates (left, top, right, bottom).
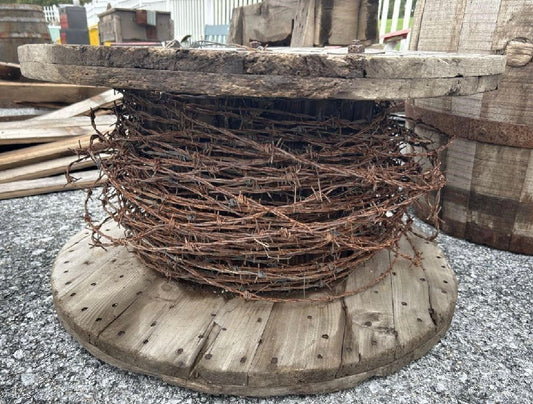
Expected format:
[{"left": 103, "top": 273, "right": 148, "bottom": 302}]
[
  {"left": 338, "top": 250, "right": 396, "bottom": 376},
  {"left": 17, "top": 44, "right": 505, "bottom": 100},
  {"left": 51, "top": 225, "right": 457, "bottom": 396}
]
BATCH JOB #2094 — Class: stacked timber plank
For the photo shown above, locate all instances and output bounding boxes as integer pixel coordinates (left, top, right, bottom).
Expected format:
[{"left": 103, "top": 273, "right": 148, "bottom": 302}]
[
  {"left": 0, "top": 89, "right": 121, "bottom": 200},
  {"left": 0, "top": 62, "right": 108, "bottom": 110}
]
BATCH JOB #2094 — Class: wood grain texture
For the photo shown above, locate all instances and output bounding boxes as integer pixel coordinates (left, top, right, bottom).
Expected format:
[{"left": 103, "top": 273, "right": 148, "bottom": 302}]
[
  {"left": 51, "top": 225, "right": 457, "bottom": 396},
  {"left": 31, "top": 89, "right": 121, "bottom": 121},
  {"left": 18, "top": 44, "right": 505, "bottom": 80},
  {"left": 18, "top": 61, "right": 503, "bottom": 101},
  {"left": 0, "top": 170, "right": 103, "bottom": 200},
  {"left": 0, "top": 79, "right": 106, "bottom": 105},
  {"left": 0, "top": 134, "right": 99, "bottom": 170},
  {"left": 412, "top": 123, "right": 533, "bottom": 254},
  {"left": 0, "top": 115, "right": 115, "bottom": 145},
  {"left": 411, "top": 0, "right": 533, "bottom": 126},
  {"left": 0, "top": 155, "right": 101, "bottom": 184}
]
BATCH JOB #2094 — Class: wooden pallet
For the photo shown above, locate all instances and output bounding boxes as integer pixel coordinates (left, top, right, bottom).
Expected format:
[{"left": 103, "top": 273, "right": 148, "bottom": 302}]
[{"left": 52, "top": 224, "right": 457, "bottom": 396}]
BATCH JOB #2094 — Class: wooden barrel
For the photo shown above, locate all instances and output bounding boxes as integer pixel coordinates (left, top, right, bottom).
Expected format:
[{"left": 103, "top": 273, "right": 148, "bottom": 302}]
[
  {"left": 408, "top": 0, "right": 533, "bottom": 254},
  {"left": 0, "top": 4, "right": 51, "bottom": 64}
]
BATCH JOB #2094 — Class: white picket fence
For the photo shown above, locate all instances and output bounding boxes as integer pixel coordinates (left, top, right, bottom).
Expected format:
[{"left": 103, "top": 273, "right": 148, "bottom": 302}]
[
  {"left": 43, "top": 5, "right": 60, "bottom": 25},
  {"left": 79, "top": 0, "right": 415, "bottom": 46},
  {"left": 378, "top": 0, "right": 414, "bottom": 50}
]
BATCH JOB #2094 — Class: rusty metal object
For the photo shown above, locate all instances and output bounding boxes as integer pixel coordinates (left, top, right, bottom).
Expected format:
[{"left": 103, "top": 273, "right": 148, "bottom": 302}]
[
  {"left": 77, "top": 91, "right": 447, "bottom": 301},
  {"left": 406, "top": 102, "right": 533, "bottom": 148}
]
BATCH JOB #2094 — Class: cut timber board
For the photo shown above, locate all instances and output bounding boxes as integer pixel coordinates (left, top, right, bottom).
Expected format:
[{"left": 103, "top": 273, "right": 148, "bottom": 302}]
[
  {"left": 32, "top": 89, "right": 122, "bottom": 121},
  {"left": 0, "top": 154, "right": 108, "bottom": 184},
  {"left": 0, "top": 115, "right": 115, "bottom": 145},
  {"left": 0, "top": 170, "right": 103, "bottom": 200},
  {"left": 17, "top": 44, "right": 505, "bottom": 100},
  {"left": 52, "top": 225, "right": 457, "bottom": 396},
  {"left": 0, "top": 134, "right": 100, "bottom": 170},
  {"left": 0, "top": 79, "right": 107, "bottom": 105}
]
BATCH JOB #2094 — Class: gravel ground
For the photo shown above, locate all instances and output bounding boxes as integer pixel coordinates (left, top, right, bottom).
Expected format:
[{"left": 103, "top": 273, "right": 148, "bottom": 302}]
[{"left": 1, "top": 190, "right": 532, "bottom": 404}]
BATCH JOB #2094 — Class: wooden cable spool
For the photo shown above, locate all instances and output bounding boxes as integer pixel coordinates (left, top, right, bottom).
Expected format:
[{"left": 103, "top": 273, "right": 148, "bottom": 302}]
[
  {"left": 408, "top": 0, "right": 533, "bottom": 254},
  {"left": 18, "top": 43, "right": 506, "bottom": 395}
]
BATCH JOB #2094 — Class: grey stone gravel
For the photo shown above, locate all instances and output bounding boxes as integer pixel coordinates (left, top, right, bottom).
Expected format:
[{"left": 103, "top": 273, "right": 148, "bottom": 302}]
[{"left": 1, "top": 190, "right": 532, "bottom": 403}]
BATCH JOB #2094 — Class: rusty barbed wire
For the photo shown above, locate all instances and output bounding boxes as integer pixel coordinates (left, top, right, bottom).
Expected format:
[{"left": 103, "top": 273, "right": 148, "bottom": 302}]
[{"left": 77, "top": 90, "right": 447, "bottom": 302}]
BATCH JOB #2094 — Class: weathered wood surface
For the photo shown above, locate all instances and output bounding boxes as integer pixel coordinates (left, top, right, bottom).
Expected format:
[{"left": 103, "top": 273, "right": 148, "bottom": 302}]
[
  {"left": 0, "top": 155, "right": 102, "bottom": 184},
  {"left": 412, "top": 123, "right": 533, "bottom": 254},
  {"left": 32, "top": 89, "right": 121, "bottom": 121},
  {"left": 409, "top": 0, "right": 533, "bottom": 128},
  {"left": 52, "top": 225, "right": 457, "bottom": 396},
  {"left": 19, "top": 62, "right": 503, "bottom": 101},
  {"left": 229, "top": 0, "right": 378, "bottom": 48},
  {"left": 19, "top": 44, "right": 506, "bottom": 80},
  {"left": 0, "top": 115, "right": 115, "bottom": 145},
  {"left": 0, "top": 79, "right": 107, "bottom": 106},
  {"left": 291, "top": 0, "right": 379, "bottom": 47},
  {"left": 17, "top": 44, "right": 505, "bottom": 101},
  {"left": 406, "top": 103, "right": 533, "bottom": 148},
  {"left": 228, "top": 0, "right": 298, "bottom": 46},
  {"left": 0, "top": 134, "right": 97, "bottom": 170},
  {"left": 0, "top": 170, "right": 102, "bottom": 200}
]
